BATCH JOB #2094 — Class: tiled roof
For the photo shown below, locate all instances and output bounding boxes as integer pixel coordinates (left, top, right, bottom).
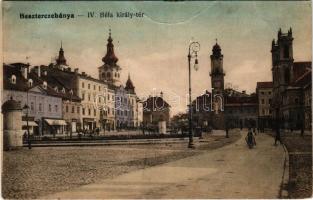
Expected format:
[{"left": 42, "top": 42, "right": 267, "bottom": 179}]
[
  {"left": 4, "top": 63, "right": 81, "bottom": 101},
  {"left": 143, "top": 96, "right": 170, "bottom": 111},
  {"left": 192, "top": 90, "right": 211, "bottom": 106},
  {"left": 293, "top": 68, "right": 311, "bottom": 88},
  {"left": 293, "top": 61, "right": 311, "bottom": 82},
  {"left": 225, "top": 95, "right": 258, "bottom": 105},
  {"left": 256, "top": 81, "right": 273, "bottom": 88},
  {"left": 3, "top": 63, "right": 29, "bottom": 92}
]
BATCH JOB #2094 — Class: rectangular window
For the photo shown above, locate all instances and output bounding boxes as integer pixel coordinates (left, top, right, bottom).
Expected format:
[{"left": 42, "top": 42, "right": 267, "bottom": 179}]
[
  {"left": 99, "top": 86, "right": 101, "bottom": 91},
  {"left": 31, "top": 102, "right": 34, "bottom": 111},
  {"left": 261, "top": 99, "right": 265, "bottom": 104},
  {"left": 48, "top": 104, "right": 51, "bottom": 112},
  {"left": 55, "top": 105, "right": 58, "bottom": 112},
  {"left": 88, "top": 109, "right": 91, "bottom": 116},
  {"left": 82, "top": 108, "right": 85, "bottom": 115},
  {"left": 94, "top": 85, "right": 96, "bottom": 90},
  {"left": 88, "top": 84, "right": 90, "bottom": 89},
  {"left": 39, "top": 103, "right": 42, "bottom": 112},
  {"left": 82, "top": 93, "right": 85, "bottom": 100},
  {"left": 82, "top": 82, "right": 84, "bottom": 88},
  {"left": 72, "top": 106, "right": 75, "bottom": 113},
  {"left": 66, "top": 105, "right": 69, "bottom": 112},
  {"left": 94, "top": 109, "right": 96, "bottom": 116},
  {"left": 269, "top": 99, "right": 272, "bottom": 104},
  {"left": 77, "top": 107, "right": 80, "bottom": 113}
]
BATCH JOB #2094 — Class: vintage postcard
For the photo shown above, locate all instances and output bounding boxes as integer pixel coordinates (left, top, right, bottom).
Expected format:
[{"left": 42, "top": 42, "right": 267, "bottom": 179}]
[{"left": 1, "top": 1, "right": 312, "bottom": 199}]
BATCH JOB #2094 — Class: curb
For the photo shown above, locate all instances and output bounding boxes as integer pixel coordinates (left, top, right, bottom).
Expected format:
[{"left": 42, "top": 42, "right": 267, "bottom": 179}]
[
  {"left": 280, "top": 142, "right": 289, "bottom": 198},
  {"left": 23, "top": 137, "right": 200, "bottom": 147}
]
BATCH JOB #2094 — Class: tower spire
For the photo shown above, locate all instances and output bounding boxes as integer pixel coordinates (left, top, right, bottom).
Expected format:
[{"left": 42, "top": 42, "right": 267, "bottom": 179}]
[
  {"left": 56, "top": 41, "right": 67, "bottom": 66},
  {"left": 125, "top": 73, "right": 135, "bottom": 94},
  {"left": 102, "top": 29, "right": 118, "bottom": 65}
]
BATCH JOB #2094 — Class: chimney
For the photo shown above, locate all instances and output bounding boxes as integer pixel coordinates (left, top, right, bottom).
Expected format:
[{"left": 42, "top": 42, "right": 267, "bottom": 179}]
[
  {"left": 160, "top": 91, "right": 163, "bottom": 98},
  {"left": 82, "top": 72, "right": 86, "bottom": 76},
  {"left": 37, "top": 65, "right": 41, "bottom": 77},
  {"left": 242, "top": 90, "right": 246, "bottom": 94},
  {"left": 74, "top": 68, "right": 79, "bottom": 74}
]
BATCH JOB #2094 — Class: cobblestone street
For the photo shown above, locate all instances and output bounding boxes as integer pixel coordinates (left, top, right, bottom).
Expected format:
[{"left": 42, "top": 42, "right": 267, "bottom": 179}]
[
  {"left": 281, "top": 132, "right": 312, "bottom": 198},
  {"left": 43, "top": 130, "right": 285, "bottom": 199},
  {"left": 2, "top": 130, "right": 240, "bottom": 199}
]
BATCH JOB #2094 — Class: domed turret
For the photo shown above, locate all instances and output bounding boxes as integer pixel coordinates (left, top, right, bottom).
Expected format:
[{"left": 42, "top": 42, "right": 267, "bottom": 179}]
[
  {"left": 2, "top": 97, "right": 21, "bottom": 112},
  {"left": 102, "top": 29, "right": 119, "bottom": 65}
]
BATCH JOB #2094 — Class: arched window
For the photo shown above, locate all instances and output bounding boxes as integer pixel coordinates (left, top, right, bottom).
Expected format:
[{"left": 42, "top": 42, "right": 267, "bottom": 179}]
[
  {"left": 28, "top": 79, "right": 33, "bottom": 87},
  {"left": 102, "top": 72, "right": 106, "bottom": 78},
  {"left": 43, "top": 81, "right": 47, "bottom": 89},
  {"left": 107, "top": 72, "right": 111, "bottom": 78},
  {"left": 11, "top": 75, "right": 16, "bottom": 84}
]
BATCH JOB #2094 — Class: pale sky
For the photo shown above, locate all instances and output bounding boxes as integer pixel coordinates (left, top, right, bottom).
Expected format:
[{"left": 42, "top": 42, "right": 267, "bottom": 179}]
[{"left": 3, "top": 1, "right": 312, "bottom": 115}]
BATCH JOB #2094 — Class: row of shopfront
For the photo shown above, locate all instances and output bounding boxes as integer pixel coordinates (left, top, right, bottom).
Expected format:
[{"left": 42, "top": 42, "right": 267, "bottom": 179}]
[{"left": 23, "top": 117, "right": 117, "bottom": 136}]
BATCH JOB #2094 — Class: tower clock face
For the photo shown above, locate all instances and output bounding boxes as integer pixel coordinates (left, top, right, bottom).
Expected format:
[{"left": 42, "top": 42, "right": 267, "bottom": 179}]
[{"left": 214, "top": 80, "right": 221, "bottom": 88}]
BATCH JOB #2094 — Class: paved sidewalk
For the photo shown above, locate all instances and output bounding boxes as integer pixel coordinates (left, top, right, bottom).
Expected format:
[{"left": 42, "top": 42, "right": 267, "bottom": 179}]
[{"left": 43, "top": 131, "right": 285, "bottom": 199}]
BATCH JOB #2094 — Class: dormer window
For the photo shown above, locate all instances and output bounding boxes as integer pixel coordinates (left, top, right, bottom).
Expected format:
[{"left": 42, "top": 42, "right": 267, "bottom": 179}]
[
  {"left": 43, "top": 81, "right": 47, "bottom": 89},
  {"left": 11, "top": 75, "right": 16, "bottom": 84},
  {"left": 54, "top": 86, "right": 58, "bottom": 92},
  {"left": 28, "top": 79, "right": 33, "bottom": 87},
  {"left": 70, "top": 90, "right": 73, "bottom": 95},
  {"left": 62, "top": 87, "right": 66, "bottom": 93}
]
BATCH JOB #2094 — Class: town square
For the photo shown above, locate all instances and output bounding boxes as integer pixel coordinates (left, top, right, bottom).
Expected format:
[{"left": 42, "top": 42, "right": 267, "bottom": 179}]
[{"left": 1, "top": 1, "right": 312, "bottom": 199}]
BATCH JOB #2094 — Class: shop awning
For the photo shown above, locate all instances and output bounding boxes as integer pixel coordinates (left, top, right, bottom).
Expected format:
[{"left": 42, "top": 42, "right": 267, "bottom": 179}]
[
  {"left": 22, "top": 121, "right": 38, "bottom": 126},
  {"left": 44, "top": 119, "right": 67, "bottom": 126}
]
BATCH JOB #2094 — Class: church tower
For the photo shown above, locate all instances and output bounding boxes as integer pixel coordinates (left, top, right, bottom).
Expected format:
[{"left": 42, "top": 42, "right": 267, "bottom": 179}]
[
  {"left": 272, "top": 28, "right": 294, "bottom": 91},
  {"left": 125, "top": 73, "right": 135, "bottom": 94},
  {"left": 210, "top": 40, "right": 225, "bottom": 96},
  {"left": 271, "top": 28, "right": 294, "bottom": 118},
  {"left": 99, "top": 29, "right": 121, "bottom": 86},
  {"left": 55, "top": 42, "right": 68, "bottom": 68}
]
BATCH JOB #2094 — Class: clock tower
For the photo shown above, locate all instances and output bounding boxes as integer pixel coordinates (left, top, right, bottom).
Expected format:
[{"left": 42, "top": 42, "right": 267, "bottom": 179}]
[
  {"left": 210, "top": 40, "right": 225, "bottom": 96},
  {"left": 209, "top": 40, "right": 225, "bottom": 129},
  {"left": 99, "top": 29, "right": 121, "bottom": 87}
]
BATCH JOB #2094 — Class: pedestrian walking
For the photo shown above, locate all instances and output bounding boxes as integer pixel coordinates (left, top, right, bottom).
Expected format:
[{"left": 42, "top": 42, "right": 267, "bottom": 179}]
[
  {"left": 274, "top": 127, "right": 281, "bottom": 145},
  {"left": 245, "top": 128, "right": 256, "bottom": 149}
]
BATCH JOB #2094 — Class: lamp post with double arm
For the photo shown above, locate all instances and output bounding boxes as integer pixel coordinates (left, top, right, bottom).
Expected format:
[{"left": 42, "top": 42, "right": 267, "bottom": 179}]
[{"left": 187, "top": 41, "right": 200, "bottom": 148}]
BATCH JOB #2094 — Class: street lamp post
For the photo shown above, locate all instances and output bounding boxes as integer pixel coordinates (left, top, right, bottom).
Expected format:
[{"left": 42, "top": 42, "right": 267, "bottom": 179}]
[{"left": 187, "top": 41, "right": 200, "bottom": 148}]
